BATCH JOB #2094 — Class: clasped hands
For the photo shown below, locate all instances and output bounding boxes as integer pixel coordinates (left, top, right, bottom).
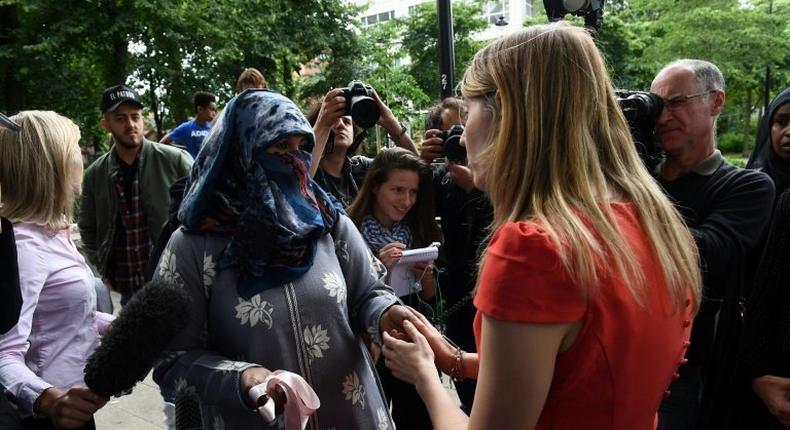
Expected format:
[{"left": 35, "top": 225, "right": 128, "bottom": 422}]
[
  {"left": 239, "top": 304, "right": 437, "bottom": 412},
  {"left": 382, "top": 306, "right": 460, "bottom": 389}
]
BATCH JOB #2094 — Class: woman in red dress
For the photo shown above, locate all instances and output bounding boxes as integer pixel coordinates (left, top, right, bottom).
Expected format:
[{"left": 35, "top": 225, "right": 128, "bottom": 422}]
[{"left": 382, "top": 22, "right": 702, "bottom": 430}]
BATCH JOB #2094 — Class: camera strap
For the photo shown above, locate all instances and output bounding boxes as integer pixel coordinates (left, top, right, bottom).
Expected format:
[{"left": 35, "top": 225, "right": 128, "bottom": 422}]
[{"left": 347, "top": 129, "right": 367, "bottom": 155}]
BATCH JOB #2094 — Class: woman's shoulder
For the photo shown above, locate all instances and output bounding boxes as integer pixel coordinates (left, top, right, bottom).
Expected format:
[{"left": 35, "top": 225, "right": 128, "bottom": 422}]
[
  {"left": 167, "top": 228, "right": 230, "bottom": 254},
  {"left": 334, "top": 214, "right": 359, "bottom": 236},
  {"left": 12, "top": 222, "right": 56, "bottom": 248},
  {"left": 476, "top": 220, "right": 583, "bottom": 322},
  {"left": 489, "top": 220, "right": 556, "bottom": 256}
]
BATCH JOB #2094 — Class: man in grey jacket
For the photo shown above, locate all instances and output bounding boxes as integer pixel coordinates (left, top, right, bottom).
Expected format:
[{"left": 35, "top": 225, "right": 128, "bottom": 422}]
[{"left": 79, "top": 85, "right": 192, "bottom": 306}]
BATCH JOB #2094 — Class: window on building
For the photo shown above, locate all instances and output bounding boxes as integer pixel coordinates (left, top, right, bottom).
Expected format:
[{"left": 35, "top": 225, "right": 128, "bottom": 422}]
[
  {"left": 361, "top": 10, "right": 394, "bottom": 27},
  {"left": 484, "top": 0, "right": 510, "bottom": 25}
]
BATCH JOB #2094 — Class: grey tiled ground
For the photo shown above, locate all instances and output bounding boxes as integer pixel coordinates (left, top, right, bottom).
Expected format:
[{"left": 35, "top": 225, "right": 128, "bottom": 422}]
[
  {"left": 94, "top": 291, "right": 163, "bottom": 430},
  {"left": 94, "top": 371, "right": 163, "bottom": 430}
]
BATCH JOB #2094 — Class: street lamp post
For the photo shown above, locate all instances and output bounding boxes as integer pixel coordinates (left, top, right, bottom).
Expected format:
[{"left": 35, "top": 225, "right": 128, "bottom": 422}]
[{"left": 437, "top": 0, "right": 456, "bottom": 99}]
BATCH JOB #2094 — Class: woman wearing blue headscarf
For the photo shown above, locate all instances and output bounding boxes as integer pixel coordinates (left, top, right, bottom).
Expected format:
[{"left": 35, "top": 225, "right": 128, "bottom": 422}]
[{"left": 152, "top": 90, "right": 405, "bottom": 429}]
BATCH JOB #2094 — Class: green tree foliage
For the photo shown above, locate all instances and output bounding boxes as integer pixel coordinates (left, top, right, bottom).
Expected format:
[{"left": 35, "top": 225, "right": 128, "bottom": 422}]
[
  {"left": 608, "top": 0, "right": 790, "bottom": 152},
  {"left": 3, "top": 0, "right": 789, "bottom": 159},
  {"left": 0, "top": 0, "right": 361, "bottom": 149},
  {"left": 397, "top": 1, "right": 488, "bottom": 101}
]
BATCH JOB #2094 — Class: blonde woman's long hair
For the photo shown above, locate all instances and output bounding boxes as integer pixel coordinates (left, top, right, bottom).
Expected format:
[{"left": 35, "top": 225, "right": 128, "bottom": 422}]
[
  {"left": 0, "top": 111, "right": 82, "bottom": 231},
  {"left": 462, "top": 22, "right": 701, "bottom": 313}
]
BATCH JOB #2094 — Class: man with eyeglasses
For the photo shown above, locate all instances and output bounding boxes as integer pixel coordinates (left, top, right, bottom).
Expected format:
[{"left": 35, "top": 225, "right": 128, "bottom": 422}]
[{"left": 651, "top": 60, "right": 775, "bottom": 430}]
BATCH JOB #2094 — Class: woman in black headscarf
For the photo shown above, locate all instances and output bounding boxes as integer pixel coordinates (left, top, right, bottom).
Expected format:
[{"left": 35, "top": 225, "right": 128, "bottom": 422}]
[
  {"left": 748, "top": 87, "right": 790, "bottom": 197},
  {"left": 737, "top": 87, "right": 790, "bottom": 428}
]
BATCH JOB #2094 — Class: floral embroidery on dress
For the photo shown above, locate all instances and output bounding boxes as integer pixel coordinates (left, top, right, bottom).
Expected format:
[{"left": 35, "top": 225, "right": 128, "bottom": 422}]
[
  {"left": 173, "top": 377, "right": 197, "bottom": 397},
  {"left": 367, "top": 250, "right": 387, "bottom": 279},
  {"left": 159, "top": 247, "right": 184, "bottom": 287},
  {"left": 203, "top": 253, "right": 216, "bottom": 290},
  {"left": 322, "top": 272, "right": 346, "bottom": 304},
  {"left": 304, "top": 325, "right": 330, "bottom": 362},
  {"left": 377, "top": 406, "right": 390, "bottom": 430},
  {"left": 234, "top": 295, "right": 274, "bottom": 328},
  {"left": 335, "top": 239, "right": 350, "bottom": 262},
  {"left": 215, "top": 359, "right": 250, "bottom": 375},
  {"left": 342, "top": 371, "right": 366, "bottom": 409},
  {"left": 212, "top": 415, "right": 225, "bottom": 430}
]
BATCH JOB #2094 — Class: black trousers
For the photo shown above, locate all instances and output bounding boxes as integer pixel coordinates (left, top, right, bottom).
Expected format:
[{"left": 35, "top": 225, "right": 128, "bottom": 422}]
[
  {"left": 0, "top": 395, "right": 22, "bottom": 430},
  {"left": 376, "top": 359, "right": 433, "bottom": 430},
  {"left": 21, "top": 416, "right": 95, "bottom": 430}
]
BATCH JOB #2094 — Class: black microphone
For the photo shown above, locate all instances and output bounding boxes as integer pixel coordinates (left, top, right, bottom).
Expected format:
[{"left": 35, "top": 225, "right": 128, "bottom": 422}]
[{"left": 84, "top": 278, "right": 191, "bottom": 398}]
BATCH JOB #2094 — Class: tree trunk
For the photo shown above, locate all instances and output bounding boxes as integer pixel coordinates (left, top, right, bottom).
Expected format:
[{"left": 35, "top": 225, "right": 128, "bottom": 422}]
[
  {"left": 742, "top": 87, "right": 752, "bottom": 158},
  {"left": 281, "top": 56, "right": 295, "bottom": 98},
  {"left": 111, "top": 33, "right": 128, "bottom": 85},
  {"left": 152, "top": 90, "right": 163, "bottom": 139}
]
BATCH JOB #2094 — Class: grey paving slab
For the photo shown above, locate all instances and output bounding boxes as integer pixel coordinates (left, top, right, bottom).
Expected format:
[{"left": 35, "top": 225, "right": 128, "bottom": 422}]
[{"left": 95, "top": 371, "right": 163, "bottom": 430}]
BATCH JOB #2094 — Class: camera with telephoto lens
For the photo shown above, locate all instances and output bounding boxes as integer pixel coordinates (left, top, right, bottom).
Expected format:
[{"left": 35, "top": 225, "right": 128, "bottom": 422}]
[
  {"left": 440, "top": 124, "right": 467, "bottom": 163},
  {"left": 340, "top": 81, "right": 381, "bottom": 129},
  {"left": 616, "top": 90, "right": 664, "bottom": 171}
]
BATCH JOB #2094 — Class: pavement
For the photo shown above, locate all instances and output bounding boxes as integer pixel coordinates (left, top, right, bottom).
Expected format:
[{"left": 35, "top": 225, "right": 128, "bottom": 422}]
[
  {"left": 94, "top": 292, "right": 164, "bottom": 430},
  {"left": 93, "top": 291, "right": 460, "bottom": 429}
]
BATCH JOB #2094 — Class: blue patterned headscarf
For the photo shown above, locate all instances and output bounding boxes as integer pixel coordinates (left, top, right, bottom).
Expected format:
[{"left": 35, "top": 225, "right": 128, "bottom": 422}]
[{"left": 179, "top": 89, "right": 341, "bottom": 299}]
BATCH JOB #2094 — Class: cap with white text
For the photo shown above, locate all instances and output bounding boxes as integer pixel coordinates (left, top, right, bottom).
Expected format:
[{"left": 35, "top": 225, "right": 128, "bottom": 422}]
[{"left": 101, "top": 85, "right": 144, "bottom": 114}]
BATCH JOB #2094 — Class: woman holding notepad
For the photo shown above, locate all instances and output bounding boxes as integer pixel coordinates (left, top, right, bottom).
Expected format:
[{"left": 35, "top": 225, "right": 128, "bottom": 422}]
[{"left": 348, "top": 146, "right": 441, "bottom": 430}]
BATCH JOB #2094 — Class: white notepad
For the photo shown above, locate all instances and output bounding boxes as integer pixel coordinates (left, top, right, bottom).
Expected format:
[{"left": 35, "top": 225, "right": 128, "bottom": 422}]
[{"left": 388, "top": 244, "right": 439, "bottom": 297}]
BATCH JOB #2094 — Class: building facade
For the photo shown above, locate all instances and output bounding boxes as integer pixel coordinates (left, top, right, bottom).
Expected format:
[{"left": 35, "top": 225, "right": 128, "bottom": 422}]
[{"left": 354, "top": 0, "right": 536, "bottom": 40}]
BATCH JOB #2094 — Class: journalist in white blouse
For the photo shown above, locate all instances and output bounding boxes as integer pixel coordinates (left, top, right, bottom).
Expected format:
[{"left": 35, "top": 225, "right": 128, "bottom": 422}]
[{"left": 0, "top": 111, "right": 115, "bottom": 429}]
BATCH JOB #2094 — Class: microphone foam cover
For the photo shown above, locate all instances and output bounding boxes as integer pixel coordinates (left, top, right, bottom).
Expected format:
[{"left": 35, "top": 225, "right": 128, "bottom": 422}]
[{"left": 84, "top": 279, "right": 191, "bottom": 397}]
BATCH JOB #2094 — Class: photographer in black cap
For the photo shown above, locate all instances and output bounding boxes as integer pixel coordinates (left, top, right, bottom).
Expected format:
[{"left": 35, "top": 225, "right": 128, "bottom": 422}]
[{"left": 307, "top": 85, "right": 418, "bottom": 207}]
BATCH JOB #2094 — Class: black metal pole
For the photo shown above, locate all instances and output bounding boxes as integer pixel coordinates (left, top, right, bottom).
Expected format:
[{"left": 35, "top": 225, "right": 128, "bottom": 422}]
[
  {"left": 763, "top": 0, "right": 773, "bottom": 114},
  {"left": 437, "top": 0, "right": 456, "bottom": 99}
]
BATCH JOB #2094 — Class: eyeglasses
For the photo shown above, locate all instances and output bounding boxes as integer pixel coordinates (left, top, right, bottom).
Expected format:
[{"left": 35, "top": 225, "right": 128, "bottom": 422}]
[{"left": 662, "top": 90, "right": 715, "bottom": 110}]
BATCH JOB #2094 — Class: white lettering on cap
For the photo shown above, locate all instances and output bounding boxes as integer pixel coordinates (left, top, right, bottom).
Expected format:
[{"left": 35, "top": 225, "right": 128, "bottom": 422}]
[{"left": 113, "top": 90, "right": 136, "bottom": 99}]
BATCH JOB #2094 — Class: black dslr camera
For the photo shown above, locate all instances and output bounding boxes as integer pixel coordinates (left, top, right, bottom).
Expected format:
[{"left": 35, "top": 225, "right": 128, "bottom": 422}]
[
  {"left": 341, "top": 81, "right": 381, "bottom": 129},
  {"left": 440, "top": 124, "right": 466, "bottom": 162},
  {"left": 616, "top": 90, "right": 664, "bottom": 171}
]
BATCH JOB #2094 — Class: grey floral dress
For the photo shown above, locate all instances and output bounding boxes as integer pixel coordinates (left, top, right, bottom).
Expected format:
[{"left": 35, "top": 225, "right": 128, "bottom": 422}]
[{"left": 153, "top": 215, "right": 398, "bottom": 430}]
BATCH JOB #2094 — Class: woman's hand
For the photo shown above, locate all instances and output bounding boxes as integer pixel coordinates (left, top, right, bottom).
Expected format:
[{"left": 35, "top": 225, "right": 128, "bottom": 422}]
[
  {"left": 371, "top": 89, "right": 399, "bottom": 133},
  {"left": 420, "top": 129, "right": 444, "bottom": 163},
  {"left": 309, "top": 88, "right": 347, "bottom": 176},
  {"left": 378, "top": 242, "right": 406, "bottom": 269},
  {"left": 404, "top": 307, "right": 456, "bottom": 373},
  {"left": 383, "top": 320, "right": 439, "bottom": 389},
  {"left": 371, "top": 89, "right": 418, "bottom": 153},
  {"left": 35, "top": 386, "right": 107, "bottom": 429},
  {"left": 314, "top": 89, "right": 347, "bottom": 134},
  {"left": 240, "top": 367, "right": 286, "bottom": 413},
  {"left": 753, "top": 375, "right": 790, "bottom": 427}
]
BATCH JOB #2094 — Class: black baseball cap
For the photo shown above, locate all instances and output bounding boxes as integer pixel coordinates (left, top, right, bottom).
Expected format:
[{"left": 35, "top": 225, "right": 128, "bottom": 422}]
[{"left": 101, "top": 85, "right": 144, "bottom": 114}]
